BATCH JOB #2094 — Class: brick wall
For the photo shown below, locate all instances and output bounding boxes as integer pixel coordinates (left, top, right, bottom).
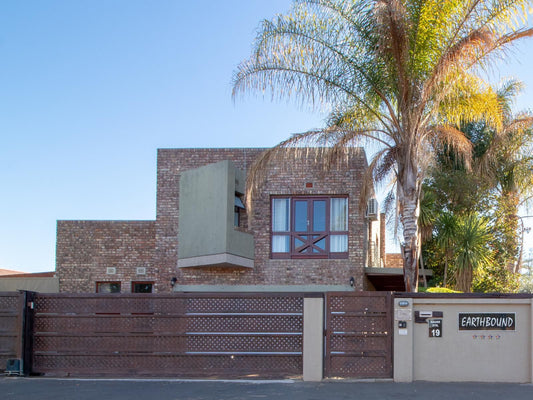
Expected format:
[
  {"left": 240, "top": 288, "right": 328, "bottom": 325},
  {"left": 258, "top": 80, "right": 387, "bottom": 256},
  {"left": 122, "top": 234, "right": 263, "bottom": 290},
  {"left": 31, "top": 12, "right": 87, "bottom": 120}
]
[
  {"left": 156, "top": 148, "right": 372, "bottom": 291},
  {"left": 57, "top": 221, "right": 156, "bottom": 292},
  {"left": 154, "top": 148, "right": 263, "bottom": 292},
  {"left": 57, "top": 147, "right": 377, "bottom": 293},
  {"left": 385, "top": 253, "right": 403, "bottom": 269}
]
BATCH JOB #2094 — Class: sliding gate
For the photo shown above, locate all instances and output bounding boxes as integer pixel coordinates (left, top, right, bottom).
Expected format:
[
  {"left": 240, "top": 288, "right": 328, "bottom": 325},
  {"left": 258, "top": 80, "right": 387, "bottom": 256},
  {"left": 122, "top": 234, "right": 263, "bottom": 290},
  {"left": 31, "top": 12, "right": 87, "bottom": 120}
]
[
  {"left": 325, "top": 292, "right": 392, "bottom": 379},
  {"left": 31, "top": 292, "right": 303, "bottom": 378}
]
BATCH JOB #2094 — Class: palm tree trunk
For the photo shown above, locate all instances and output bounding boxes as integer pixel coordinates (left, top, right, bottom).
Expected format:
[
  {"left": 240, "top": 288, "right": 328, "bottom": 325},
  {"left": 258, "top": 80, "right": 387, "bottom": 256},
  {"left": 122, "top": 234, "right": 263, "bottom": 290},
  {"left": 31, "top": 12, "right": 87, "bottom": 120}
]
[
  {"left": 456, "top": 265, "right": 473, "bottom": 293},
  {"left": 398, "top": 165, "right": 421, "bottom": 292},
  {"left": 500, "top": 191, "right": 520, "bottom": 272},
  {"left": 443, "top": 255, "right": 448, "bottom": 288},
  {"left": 419, "top": 242, "right": 428, "bottom": 289},
  {"left": 402, "top": 234, "right": 419, "bottom": 292}
]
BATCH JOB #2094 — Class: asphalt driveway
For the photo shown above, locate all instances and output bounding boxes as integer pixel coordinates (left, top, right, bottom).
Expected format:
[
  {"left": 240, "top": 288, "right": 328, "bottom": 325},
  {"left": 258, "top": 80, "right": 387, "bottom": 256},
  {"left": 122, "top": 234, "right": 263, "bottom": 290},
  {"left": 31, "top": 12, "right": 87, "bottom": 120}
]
[{"left": 1, "top": 378, "right": 533, "bottom": 400}]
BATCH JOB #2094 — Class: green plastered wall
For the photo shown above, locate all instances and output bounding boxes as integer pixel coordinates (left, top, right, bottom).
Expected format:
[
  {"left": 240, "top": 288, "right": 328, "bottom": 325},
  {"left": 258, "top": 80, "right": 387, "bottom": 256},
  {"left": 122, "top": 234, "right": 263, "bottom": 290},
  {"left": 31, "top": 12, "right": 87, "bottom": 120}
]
[{"left": 178, "top": 160, "right": 254, "bottom": 263}]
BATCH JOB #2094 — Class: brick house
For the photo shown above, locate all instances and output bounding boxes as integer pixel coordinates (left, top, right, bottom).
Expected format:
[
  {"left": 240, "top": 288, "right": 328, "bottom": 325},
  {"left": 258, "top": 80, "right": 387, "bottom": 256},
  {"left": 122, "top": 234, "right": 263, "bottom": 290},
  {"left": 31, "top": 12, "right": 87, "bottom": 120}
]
[{"left": 57, "top": 148, "right": 407, "bottom": 293}]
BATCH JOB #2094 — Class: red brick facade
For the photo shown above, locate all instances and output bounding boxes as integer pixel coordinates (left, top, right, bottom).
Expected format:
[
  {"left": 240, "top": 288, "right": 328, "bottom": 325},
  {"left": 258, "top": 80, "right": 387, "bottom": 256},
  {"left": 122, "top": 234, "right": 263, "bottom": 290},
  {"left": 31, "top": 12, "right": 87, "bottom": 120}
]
[
  {"left": 57, "top": 221, "right": 156, "bottom": 293},
  {"left": 57, "top": 148, "right": 380, "bottom": 292}
]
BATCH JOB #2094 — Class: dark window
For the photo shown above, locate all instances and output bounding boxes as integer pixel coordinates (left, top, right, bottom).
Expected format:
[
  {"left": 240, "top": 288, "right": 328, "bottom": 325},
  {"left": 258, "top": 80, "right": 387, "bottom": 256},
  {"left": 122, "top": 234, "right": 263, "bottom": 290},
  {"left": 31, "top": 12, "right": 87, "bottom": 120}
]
[
  {"left": 96, "top": 282, "right": 121, "bottom": 293},
  {"left": 234, "top": 207, "right": 241, "bottom": 227},
  {"left": 271, "top": 196, "right": 348, "bottom": 259},
  {"left": 132, "top": 282, "right": 153, "bottom": 293},
  {"left": 234, "top": 195, "right": 245, "bottom": 227}
]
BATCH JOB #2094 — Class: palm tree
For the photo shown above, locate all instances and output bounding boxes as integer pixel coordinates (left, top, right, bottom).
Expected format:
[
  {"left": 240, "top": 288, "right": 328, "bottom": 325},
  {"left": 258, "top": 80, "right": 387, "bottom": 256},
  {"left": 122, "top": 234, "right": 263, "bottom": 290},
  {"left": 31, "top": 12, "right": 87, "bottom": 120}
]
[
  {"left": 488, "top": 82, "right": 533, "bottom": 273},
  {"left": 233, "top": 0, "right": 533, "bottom": 291},
  {"left": 462, "top": 80, "right": 533, "bottom": 272},
  {"left": 435, "top": 212, "right": 458, "bottom": 288},
  {"left": 454, "top": 213, "right": 493, "bottom": 292}
]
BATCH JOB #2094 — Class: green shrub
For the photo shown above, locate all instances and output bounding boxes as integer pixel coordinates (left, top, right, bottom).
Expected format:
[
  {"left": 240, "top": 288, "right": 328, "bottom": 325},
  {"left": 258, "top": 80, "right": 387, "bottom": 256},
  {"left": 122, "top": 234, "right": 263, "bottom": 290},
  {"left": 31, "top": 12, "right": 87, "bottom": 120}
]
[{"left": 419, "top": 287, "right": 462, "bottom": 293}]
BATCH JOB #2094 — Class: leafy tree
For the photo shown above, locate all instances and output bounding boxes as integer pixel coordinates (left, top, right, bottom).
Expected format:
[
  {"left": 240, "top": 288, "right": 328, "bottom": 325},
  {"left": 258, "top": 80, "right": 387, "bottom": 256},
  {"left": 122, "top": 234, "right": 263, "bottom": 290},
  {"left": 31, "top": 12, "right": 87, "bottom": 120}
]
[
  {"left": 456, "top": 80, "right": 533, "bottom": 272},
  {"left": 431, "top": 82, "right": 533, "bottom": 273},
  {"left": 420, "top": 81, "right": 533, "bottom": 292},
  {"left": 233, "top": 0, "right": 533, "bottom": 291},
  {"left": 473, "top": 263, "right": 520, "bottom": 293},
  {"left": 454, "top": 213, "right": 493, "bottom": 292},
  {"left": 486, "top": 82, "right": 533, "bottom": 273},
  {"left": 435, "top": 212, "right": 458, "bottom": 288},
  {"left": 519, "top": 255, "right": 533, "bottom": 293}
]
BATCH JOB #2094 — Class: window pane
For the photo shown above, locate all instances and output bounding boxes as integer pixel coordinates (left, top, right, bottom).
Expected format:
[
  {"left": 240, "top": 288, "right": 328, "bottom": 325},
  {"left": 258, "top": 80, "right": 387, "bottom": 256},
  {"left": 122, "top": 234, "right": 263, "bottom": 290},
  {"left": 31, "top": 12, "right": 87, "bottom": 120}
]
[
  {"left": 315, "top": 237, "right": 326, "bottom": 250},
  {"left": 295, "top": 236, "right": 307, "bottom": 249},
  {"left": 330, "top": 198, "right": 348, "bottom": 231},
  {"left": 313, "top": 200, "right": 326, "bottom": 231},
  {"left": 272, "top": 198, "right": 290, "bottom": 232},
  {"left": 234, "top": 209, "right": 240, "bottom": 227},
  {"left": 330, "top": 235, "right": 348, "bottom": 252},
  {"left": 272, "top": 235, "right": 290, "bottom": 252},
  {"left": 97, "top": 282, "right": 121, "bottom": 293},
  {"left": 294, "top": 200, "right": 308, "bottom": 231},
  {"left": 133, "top": 283, "right": 153, "bottom": 293}
]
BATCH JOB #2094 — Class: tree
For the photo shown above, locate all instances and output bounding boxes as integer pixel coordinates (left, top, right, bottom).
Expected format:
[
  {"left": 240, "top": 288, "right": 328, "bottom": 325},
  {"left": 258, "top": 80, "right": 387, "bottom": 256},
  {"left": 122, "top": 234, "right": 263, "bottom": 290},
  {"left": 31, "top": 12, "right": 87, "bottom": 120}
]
[
  {"left": 486, "top": 81, "right": 533, "bottom": 273},
  {"left": 435, "top": 212, "right": 458, "bottom": 288},
  {"left": 454, "top": 213, "right": 493, "bottom": 292},
  {"left": 442, "top": 81, "right": 533, "bottom": 273},
  {"left": 233, "top": 0, "right": 533, "bottom": 291},
  {"left": 420, "top": 81, "right": 532, "bottom": 291}
]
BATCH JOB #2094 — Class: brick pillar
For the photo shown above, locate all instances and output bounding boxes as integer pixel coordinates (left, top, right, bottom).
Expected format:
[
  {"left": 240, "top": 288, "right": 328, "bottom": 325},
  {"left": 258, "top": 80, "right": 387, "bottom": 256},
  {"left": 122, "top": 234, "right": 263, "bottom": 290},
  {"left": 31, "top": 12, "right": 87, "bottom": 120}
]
[{"left": 380, "top": 213, "right": 386, "bottom": 267}]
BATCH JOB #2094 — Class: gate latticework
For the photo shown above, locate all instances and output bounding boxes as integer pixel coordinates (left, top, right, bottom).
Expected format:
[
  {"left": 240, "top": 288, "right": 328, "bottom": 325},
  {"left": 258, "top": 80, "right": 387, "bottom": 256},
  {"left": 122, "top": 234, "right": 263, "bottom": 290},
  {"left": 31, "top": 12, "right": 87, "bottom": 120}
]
[
  {"left": 31, "top": 292, "right": 303, "bottom": 378},
  {"left": 0, "top": 292, "right": 24, "bottom": 371},
  {"left": 325, "top": 292, "right": 392, "bottom": 379}
]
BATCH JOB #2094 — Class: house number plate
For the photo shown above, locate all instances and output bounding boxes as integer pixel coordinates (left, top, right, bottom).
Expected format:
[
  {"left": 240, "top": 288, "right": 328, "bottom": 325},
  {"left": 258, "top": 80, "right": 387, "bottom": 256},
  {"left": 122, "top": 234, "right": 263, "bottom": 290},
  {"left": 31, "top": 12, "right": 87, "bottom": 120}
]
[{"left": 429, "top": 319, "right": 442, "bottom": 337}]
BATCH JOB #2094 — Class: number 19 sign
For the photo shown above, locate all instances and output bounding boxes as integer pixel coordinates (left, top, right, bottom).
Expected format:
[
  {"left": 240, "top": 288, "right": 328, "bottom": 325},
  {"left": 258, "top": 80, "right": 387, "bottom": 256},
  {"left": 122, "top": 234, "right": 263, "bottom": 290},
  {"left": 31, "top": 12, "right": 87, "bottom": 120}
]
[{"left": 429, "top": 319, "right": 442, "bottom": 337}]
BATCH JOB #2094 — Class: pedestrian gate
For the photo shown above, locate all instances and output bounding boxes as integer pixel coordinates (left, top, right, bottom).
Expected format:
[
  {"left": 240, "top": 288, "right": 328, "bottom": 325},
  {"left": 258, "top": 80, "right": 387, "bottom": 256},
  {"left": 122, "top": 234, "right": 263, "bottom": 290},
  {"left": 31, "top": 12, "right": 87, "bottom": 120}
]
[{"left": 324, "top": 292, "right": 392, "bottom": 379}]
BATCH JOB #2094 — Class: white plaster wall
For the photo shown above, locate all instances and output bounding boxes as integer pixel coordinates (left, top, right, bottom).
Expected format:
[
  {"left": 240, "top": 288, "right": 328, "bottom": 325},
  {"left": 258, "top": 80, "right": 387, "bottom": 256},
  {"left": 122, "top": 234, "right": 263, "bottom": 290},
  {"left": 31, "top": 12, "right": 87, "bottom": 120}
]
[
  {"left": 303, "top": 296, "right": 324, "bottom": 381},
  {"left": 411, "top": 298, "right": 532, "bottom": 383},
  {"left": 0, "top": 277, "right": 59, "bottom": 293}
]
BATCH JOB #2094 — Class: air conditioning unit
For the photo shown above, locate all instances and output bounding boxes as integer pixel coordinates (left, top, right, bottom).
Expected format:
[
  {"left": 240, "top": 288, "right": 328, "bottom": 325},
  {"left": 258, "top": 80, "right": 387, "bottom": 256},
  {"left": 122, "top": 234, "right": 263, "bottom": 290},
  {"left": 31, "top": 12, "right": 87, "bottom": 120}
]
[
  {"left": 6, "top": 359, "right": 23, "bottom": 376},
  {"left": 136, "top": 267, "right": 146, "bottom": 276},
  {"left": 106, "top": 267, "right": 117, "bottom": 275},
  {"left": 366, "top": 198, "right": 378, "bottom": 220}
]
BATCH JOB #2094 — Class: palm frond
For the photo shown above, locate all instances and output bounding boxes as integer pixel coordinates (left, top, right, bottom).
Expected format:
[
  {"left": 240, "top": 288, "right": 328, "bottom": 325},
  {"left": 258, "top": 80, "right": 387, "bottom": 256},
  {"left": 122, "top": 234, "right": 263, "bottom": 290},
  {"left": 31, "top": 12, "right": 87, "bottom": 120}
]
[
  {"left": 233, "top": 0, "right": 533, "bottom": 292},
  {"left": 431, "top": 124, "right": 473, "bottom": 169},
  {"left": 244, "top": 131, "right": 365, "bottom": 210}
]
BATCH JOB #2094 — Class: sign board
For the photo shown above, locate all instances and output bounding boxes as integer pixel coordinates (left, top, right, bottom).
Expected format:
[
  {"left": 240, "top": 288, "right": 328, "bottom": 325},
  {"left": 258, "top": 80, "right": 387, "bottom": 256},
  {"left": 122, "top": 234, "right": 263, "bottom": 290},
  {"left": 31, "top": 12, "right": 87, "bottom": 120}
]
[
  {"left": 458, "top": 313, "right": 515, "bottom": 331},
  {"left": 415, "top": 310, "right": 443, "bottom": 323},
  {"left": 428, "top": 319, "right": 442, "bottom": 337},
  {"left": 395, "top": 308, "right": 412, "bottom": 321}
]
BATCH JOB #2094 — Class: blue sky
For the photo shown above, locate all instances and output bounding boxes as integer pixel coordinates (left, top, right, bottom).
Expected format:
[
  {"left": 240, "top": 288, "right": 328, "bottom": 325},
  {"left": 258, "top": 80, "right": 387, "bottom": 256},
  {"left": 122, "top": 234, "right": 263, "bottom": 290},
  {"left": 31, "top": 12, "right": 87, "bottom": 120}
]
[{"left": 1, "top": 1, "right": 532, "bottom": 273}]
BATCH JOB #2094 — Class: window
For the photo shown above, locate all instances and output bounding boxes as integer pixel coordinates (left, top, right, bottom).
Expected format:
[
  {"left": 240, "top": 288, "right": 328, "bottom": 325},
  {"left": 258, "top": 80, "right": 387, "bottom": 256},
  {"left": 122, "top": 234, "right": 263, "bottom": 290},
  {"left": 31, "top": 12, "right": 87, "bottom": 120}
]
[
  {"left": 234, "top": 195, "right": 245, "bottom": 227},
  {"left": 96, "top": 282, "right": 121, "bottom": 293},
  {"left": 271, "top": 196, "right": 348, "bottom": 259},
  {"left": 132, "top": 282, "right": 153, "bottom": 293}
]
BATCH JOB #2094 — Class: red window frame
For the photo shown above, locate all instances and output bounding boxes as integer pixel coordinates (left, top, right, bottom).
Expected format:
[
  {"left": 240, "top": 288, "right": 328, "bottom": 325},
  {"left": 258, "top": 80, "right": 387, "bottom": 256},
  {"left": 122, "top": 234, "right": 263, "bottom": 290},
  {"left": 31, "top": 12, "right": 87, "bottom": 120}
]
[
  {"left": 131, "top": 281, "right": 154, "bottom": 293},
  {"left": 271, "top": 196, "right": 348, "bottom": 259},
  {"left": 96, "top": 281, "right": 121, "bottom": 293}
]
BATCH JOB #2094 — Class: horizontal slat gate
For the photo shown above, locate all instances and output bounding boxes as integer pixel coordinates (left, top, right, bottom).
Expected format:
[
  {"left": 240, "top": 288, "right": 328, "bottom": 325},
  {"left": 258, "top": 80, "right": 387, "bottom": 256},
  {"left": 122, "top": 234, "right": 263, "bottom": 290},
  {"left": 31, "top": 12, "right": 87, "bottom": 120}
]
[
  {"left": 31, "top": 293, "right": 303, "bottom": 378},
  {"left": 0, "top": 292, "right": 24, "bottom": 372},
  {"left": 325, "top": 292, "right": 392, "bottom": 379}
]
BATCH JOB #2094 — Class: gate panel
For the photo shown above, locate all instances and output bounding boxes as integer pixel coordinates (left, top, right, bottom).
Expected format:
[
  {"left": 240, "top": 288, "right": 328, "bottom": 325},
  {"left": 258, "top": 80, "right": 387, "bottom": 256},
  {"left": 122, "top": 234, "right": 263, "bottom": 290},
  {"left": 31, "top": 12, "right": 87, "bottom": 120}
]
[
  {"left": 0, "top": 292, "right": 24, "bottom": 371},
  {"left": 325, "top": 292, "right": 392, "bottom": 379},
  {"left": 31, "top": 292, "right": 303, "bottom": 378}
]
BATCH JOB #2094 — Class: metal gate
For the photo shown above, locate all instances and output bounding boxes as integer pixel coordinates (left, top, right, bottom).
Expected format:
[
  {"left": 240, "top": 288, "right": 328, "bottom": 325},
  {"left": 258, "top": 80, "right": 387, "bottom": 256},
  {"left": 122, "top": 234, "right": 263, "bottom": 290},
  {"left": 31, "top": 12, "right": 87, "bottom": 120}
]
[
  {"left": 324, "top": 292, "right": 392, "bottom": 379},
  {"left": 31, "top": 292, "right": 303, "bottom": 378},
  {"left": 0, "top": 292, "right": 24, "bottom": 372},
  {"left": 0, "top": 291, "right": 34, "bottom": 375}
]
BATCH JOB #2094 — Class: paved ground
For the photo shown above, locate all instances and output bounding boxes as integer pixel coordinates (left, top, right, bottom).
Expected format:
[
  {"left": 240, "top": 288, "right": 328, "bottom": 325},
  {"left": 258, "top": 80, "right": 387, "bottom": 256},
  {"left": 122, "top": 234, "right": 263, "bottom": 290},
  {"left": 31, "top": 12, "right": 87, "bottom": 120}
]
[{"left": 1, "top": 378, "right": 532, "bottom": 400}]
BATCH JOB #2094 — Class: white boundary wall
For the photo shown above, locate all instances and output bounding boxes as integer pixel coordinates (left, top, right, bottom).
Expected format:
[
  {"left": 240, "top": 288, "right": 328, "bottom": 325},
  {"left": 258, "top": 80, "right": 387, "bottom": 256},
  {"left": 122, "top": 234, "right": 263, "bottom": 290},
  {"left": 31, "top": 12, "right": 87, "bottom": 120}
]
[{"left": 394, "top": 295, "right": 533, "bottom": 383}]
